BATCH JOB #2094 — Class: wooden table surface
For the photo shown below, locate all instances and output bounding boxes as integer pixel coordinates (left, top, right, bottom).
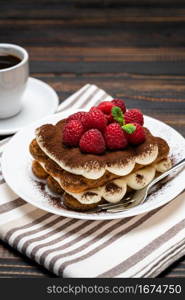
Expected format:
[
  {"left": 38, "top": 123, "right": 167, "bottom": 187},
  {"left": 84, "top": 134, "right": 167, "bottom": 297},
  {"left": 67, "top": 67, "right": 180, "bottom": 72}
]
[{"left": 0, "top": 0, "right": 185, "bottom": 278}]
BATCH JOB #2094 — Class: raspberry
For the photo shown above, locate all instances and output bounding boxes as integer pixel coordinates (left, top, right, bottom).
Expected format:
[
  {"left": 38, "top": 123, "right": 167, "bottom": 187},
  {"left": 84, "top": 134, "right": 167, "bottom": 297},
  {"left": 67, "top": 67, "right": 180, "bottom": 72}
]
[
  {"left": 67, "top": 111, "right": 87, "bottom": 123},
  {"left": 90, "top": 106, "right": 97, "bottom": 112},
  {"left": 97, "top": 101, "right": 114, "bottom": 115},
  {"left": 97, "top": 100, "right": 126, "bottom": 124},
  {"left": 124, "top": 123, "right": 146, "bottom": 145},
  {"left": 63, "top": 120, "right": 84, "bottom": 147},
  {"left": 105, "top": 113, "right": 114, "bottom": 124},
  {"left": 124, "top": 109, "right": 144, "bottom": 126},
  {"left": 111, "top": 99, "right": 126, "bottom": 113},
  {"left": 104, "top": 123, "right": 128, "bottom": 150},
  {"left": 81, "top": 108, "right": 107, "bottom": 132},
  {"left": 79, "top": 129, "right": 106, "bottom": 154}
]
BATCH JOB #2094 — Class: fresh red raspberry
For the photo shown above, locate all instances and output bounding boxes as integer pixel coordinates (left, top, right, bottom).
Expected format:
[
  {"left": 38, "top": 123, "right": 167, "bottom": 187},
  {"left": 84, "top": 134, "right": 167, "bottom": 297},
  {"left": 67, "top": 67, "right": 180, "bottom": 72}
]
[
  {"left": 124, "top": 109, "right": 144, "bottom": 126},
  {"left": 81, "top": 108, "right": 107, "bottom": 132},
  {"left": 67, "top": 111, "right": 87, "bottom": 123},
  {"left": 125, "top": 123, "right": 146, "bottom": 145},
  {"left": 63, "top": 120, "right": 84, "bottom": 146},
  {"left": 79, "top": 129, "right": 106, "bottom": 154},
  {"left": 111, "top": 99, "right": 126, "bottom": 113},
  {"left": 90, "top": 106, "right": 97, "bottom": 112},
  {"left": 97, "top": 101, "right": 114, "bottom": 115},
  {"left": 104, "top": 123, "right": 128, "bottom": 150},
  {"left": 105, "top": 113, "right": 114, "bottom": 124}
]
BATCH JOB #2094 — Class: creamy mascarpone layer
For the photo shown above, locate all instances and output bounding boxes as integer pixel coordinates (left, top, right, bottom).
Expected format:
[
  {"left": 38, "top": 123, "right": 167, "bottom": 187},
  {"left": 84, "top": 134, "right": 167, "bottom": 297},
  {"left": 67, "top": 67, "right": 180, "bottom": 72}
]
[
  {"left": 36, "top": 135, "right": 159, "bottom": 179},
  {"left": 39, "top": 158, "right": 172, "bottom": 205}
]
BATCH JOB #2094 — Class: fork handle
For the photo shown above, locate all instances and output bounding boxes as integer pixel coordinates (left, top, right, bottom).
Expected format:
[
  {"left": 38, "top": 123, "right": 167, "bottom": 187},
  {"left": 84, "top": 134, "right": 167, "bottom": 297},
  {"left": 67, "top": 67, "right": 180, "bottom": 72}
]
[{"left": 148, "top": 157, "right": 185, "bottom": 188}]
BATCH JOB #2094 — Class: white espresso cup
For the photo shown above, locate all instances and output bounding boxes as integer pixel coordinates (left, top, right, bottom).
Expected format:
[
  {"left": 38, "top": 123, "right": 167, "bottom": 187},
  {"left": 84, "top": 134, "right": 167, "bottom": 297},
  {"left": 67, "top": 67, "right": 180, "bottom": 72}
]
[{"left": 0, "top": 43, "right": 29, "bottom": 119}]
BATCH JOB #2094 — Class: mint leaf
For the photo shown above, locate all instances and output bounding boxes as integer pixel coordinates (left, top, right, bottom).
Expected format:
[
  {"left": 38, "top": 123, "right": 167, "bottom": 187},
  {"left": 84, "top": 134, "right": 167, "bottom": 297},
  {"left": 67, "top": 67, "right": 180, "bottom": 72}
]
[
  {"left": 122, "top": 124, "right": 136, "bottom": 134},
  {"left": 111, "top": 106, "right": 124, "bottom": 125}
]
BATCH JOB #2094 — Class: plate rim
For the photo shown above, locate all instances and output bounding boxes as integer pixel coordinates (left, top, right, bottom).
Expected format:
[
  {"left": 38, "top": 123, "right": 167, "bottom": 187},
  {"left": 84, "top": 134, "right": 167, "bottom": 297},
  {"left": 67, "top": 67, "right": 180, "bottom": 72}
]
[
  {"left": 2, "top": 110, "right": 185, "bottom": 220},
  {"left": 0, "top": 77, "right": 59, "bottom": 135}
]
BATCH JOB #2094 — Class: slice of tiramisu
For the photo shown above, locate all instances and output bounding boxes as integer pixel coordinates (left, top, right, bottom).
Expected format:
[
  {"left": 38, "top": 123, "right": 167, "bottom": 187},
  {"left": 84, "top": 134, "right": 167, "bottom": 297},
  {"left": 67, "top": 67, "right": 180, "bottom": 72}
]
[{"left": 29, "top": 99, "right": 172, "bottom": 211}]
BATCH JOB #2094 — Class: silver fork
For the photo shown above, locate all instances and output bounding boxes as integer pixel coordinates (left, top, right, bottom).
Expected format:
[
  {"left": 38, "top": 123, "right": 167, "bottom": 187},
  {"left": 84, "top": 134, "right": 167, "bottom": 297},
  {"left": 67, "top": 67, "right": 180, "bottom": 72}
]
[{"left": 93, "top": 157, "right": 185, "bottom": 213}]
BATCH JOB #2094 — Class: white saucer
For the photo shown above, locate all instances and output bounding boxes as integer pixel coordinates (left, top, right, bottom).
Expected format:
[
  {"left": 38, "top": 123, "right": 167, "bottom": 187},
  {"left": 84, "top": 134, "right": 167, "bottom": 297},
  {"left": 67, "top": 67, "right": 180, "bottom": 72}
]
[{"left": 0, "top": 77, "right": 59, "bottom": 135}]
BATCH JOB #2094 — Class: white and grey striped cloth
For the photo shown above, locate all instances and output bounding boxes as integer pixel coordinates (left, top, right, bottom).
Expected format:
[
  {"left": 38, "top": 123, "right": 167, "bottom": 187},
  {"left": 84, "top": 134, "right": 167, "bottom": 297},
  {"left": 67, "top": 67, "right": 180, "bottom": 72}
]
[{"left": 0, "top": 84, "right": 185, "bottom": 278}]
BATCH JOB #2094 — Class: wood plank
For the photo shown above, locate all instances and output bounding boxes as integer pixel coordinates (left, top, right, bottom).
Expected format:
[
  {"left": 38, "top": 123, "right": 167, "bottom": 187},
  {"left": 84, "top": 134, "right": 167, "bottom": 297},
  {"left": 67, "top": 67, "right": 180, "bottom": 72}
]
[
  {"left": 2, "top": 4, "right": 185, "bottom": 22},
  {"left": 23, "top": 47, "right": 185, "bottom": 63},
  {"left": 1, "top": 26, "right": 185, "bottom": 49}
]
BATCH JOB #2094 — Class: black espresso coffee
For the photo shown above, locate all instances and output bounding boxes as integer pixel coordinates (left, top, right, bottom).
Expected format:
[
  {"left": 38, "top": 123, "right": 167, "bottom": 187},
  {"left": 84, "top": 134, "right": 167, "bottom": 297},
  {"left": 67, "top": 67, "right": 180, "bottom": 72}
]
[{"left": 0, "top": 54, "right": 21, "bottom": 70}]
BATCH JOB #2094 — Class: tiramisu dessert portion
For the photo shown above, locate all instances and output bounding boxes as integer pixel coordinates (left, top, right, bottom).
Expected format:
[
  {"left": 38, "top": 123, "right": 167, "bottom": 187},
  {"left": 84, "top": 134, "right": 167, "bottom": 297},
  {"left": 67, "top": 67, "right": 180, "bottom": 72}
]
[{"left": 29, "top": 99, "right": 172, "bottom": 211}]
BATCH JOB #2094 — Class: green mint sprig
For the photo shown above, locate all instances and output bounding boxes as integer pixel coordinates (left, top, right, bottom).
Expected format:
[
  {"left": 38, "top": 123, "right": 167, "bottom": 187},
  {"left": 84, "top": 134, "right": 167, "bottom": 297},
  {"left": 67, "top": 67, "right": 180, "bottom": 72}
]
[
  {"left": 111, "top": 106, "right": 124, "bottom": 125},
  {"left": 122, "top": 124, "right": 136, "bottom": 134},
  {"left": 111, "top": 106, "right": 136, "bottom": 135}
]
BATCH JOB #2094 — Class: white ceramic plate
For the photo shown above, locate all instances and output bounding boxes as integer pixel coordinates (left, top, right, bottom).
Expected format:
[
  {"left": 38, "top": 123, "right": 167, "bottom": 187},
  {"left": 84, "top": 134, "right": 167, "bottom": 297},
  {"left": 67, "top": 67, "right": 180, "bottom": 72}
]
[
  {"left": 2, "top": 109, "right": 185, "bottom": 220},
  {"left": 0, "top": 77, "right": 59, "bottom": 135}
]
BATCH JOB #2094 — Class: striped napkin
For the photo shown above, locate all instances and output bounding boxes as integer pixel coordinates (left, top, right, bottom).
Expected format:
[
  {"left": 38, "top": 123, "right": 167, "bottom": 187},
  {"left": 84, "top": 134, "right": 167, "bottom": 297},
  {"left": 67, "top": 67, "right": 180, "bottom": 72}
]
[{"left": 0, "top": 84, "right": 185, "bottom": 278}]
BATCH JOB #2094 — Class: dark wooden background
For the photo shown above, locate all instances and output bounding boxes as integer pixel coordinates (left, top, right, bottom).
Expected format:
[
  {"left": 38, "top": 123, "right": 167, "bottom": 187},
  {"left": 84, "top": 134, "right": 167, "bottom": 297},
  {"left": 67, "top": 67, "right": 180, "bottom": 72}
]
[{"left": 0, "top": 0, "right": 185, "bottom": 277}]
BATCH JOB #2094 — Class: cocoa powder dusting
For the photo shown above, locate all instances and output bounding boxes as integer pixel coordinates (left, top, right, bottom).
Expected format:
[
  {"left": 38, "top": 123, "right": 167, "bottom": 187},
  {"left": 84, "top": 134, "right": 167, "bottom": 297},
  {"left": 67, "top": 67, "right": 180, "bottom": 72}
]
[
  {"left": 136, "top": 174, "right": 144, "bottom": 183},
  {"left": 35, "top": 121, "right": 169, "bottom": 172},
  {"left": 34, "top": 180, "right": 64, "bottom": 209},
  {"left": 105, "top": 182, "right": 121, "bottom": 193}
]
